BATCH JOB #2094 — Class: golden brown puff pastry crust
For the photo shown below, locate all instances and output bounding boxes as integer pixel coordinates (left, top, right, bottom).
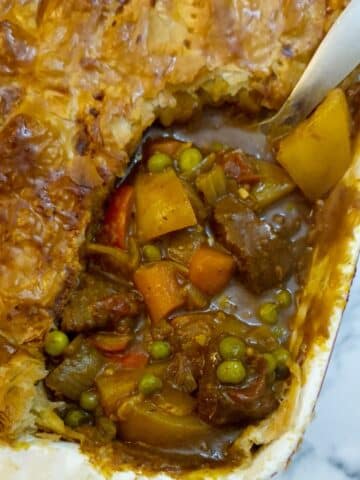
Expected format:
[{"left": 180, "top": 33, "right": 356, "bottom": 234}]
[{"left": 0, "top": 0, "right": 347, "bottom": 437}]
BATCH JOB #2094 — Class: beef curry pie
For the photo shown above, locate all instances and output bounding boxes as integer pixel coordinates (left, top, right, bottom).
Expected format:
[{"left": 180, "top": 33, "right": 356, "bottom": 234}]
[{"left": 0, "top": 0, "right": 359, "bottom": 477}]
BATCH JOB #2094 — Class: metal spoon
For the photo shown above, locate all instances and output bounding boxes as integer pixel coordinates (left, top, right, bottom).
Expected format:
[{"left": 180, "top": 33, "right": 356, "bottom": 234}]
[{"left": 261, "top": 0, "right": 360, "bottom": 136}]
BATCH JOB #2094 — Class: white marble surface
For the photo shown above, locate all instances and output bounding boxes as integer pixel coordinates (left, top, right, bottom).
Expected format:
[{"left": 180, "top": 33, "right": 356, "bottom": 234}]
[{"left": 276, "top": 262, "right": 360, "bottom": 480}]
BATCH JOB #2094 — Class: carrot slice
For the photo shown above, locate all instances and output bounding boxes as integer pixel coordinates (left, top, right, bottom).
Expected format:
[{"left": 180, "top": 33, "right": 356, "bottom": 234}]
[
  {"left": 104, "top": 185, "right": 134, "bottom": 249},
  {"left": 189, "top": 246, "right": 235, "bottom": 295},
  {"left": 134, "top": 261, "right": 185, "bottom": 323}
]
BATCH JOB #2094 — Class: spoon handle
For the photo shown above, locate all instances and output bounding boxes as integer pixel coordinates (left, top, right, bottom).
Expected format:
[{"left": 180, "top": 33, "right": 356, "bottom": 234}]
[{"left": 264, "top": 0, "right": 360, "bottom": 133}]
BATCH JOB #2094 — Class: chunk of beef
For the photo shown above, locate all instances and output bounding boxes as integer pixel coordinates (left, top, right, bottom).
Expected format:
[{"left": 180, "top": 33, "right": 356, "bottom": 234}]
[
  {"left": 92, "top": 292, "right": 141, "bottom": 325},
  {"left": 61, "top": 273, "right": 142, "bottom": 332},
  {"left": 171, "top": 313, "right": 214, "bottom": 355},
  {"left": 167, "top": 312, "right": 250, "bottom": 393},
  {"left": 214, "top": 196, "right": 294, "bottom": 293},
  {"left": 165, "top": 314, "right": 214, "bottom": 392},
  {"left": 198, "top": 355, "right": 278, "bottom": 426},
  {"left": 166, "top": 354, "right": 198, "bottom": 394},
  {"left": 216, "top": 150, "right": 260, "bottom": 184}
]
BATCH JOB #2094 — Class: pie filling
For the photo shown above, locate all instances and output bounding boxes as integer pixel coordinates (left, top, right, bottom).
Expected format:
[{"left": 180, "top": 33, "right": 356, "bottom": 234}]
[{"left": 41, "top": 86, "right": 354, "bottom": 470}]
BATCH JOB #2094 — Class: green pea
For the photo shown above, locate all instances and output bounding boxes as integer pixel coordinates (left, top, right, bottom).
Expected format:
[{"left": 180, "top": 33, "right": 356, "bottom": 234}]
[
  {"left": 97, "top": 416, "right": 117, "bottom": 440},
  {"left": 258, "top": 302, "right": 278, "bottom": 325},
  {"left": 143, "top": 244, "right": 162, "bottom": 262},
  {"left": 149, "top": 340, "right": 171, "bottom": 360},
  {"left": 139, "top": 373, "right": 163, "bottom": 396},
  {"left": 44, "top": 330, "right": 69, "bottom": 356},
  {"left": 64, "top": 409, "right": 88, "bottom": 428},
  {"left": 276, "top": 289, "right": 292, "bottom": 308},
  {"left": 216, "top": 360, "right": 246, "bottom": 384},
  {"left": 273, "top": 347, "right": 290, "bottom": 366},
  {"left": 178, "top": 147, "right": 202, "bottom": 172},
  {"left": 219, "top": 336, "right": 245, "bottom": 360},
  {"left": 79, "top": 391, "right": 99, "bottom": 411},
  {"left": 263, "top": 353, "right": 277, "bottom": 374},
  {"left": 148, "top": 152, "right": 172, "bottom": 173}
]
